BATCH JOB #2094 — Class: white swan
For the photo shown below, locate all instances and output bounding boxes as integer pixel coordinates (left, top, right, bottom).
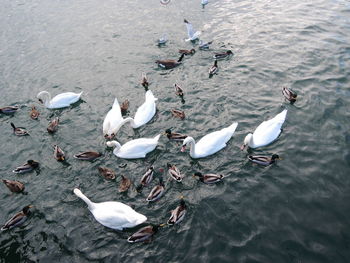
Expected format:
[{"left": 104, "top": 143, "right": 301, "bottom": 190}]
[
  {"left": 184, "top": 19, "right": 201, "bottom": 42},
  {"left": 129, "top": 90, "right": 157, "bottom": 129},
  {"left": 103, "top": 98, "right": 132, "bottom": 139},
  {"left": 241, "top": 109, "right": 287, "bottom": 150},
  {"left": 106, "top": 134, "right": 161, "bottom": 159},
  {"left": 37, "top": 91, "right": 83, "bottom": 109},
  {"left": 73, "top": 188, "right": 147, "bottom": 230},
  {"left": 181, "top": 122, "right": 238, "bottom": 158}
]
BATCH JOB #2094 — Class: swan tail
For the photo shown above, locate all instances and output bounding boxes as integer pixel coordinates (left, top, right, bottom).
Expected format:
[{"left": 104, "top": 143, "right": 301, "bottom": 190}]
[
  {"left": 78, "top": 91, "right": 83, "bottom": 97},
  {"left": 274, "top": 109, "right": 288, "bottom": 124},
  {"left": 154, "top": 134, "right": 162, "bottom": 142},
  {"left": 146, "top": 90, "right": 158, "bottom": 102},
  {"left": 73, "top": 188, "right": 95, "bottom": 210},
  {"left": 112, "top": 98, "right": 120, "bottom": 108},
  {"left": 227, "top": 122, "right": 238, "bottom": 134}
]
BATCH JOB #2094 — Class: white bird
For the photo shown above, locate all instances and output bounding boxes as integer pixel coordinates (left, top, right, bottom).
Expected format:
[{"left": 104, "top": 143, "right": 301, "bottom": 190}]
[
  {"left": 106, "top": 134, "right": 161, "bottom": 159},
  {"left": 37, "top": 91, "right": 83, "bottom": 109},
  {"left": 158, "top": 34, "right": 168, "bottom": 45},
  {"left": 201, "top": 0, "right": 209, "bottom": 8},
  {"left": 73, "top": 188, "right": 147, "bottom": 230},
  {"left": 184, "top": 19, "right": 201, "bottom": 42},
  {"left": 181, "top": 122, "right": 238, "bottom": 158},
  {"left": 241, "top": 109, "right": 287, "bottom": 150},
  {"left": 129, "top": 90, "right": 157, "bottom": 129},
  {"left": 103, "top": 98, "right": 132, "bottom": 139}
]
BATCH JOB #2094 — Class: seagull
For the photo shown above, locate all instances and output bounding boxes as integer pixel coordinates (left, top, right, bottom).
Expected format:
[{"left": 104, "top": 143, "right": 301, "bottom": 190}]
[
  {"left": 158, "top": 34, "right": 168, "bottom": 46},
  {"left": 201, "top": 0, "right": 209, "bottom": 8},
  {"left": 199, "top": 40, "right": 213, "bottom": 50},
  {"left": 184, "top": 19, "right": 201, "bottom": 42}
]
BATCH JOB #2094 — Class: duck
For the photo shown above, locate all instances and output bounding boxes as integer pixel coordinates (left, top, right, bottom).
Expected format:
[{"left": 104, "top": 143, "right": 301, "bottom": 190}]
[
  {"left": 165, "top": 129, "right": 187, "bottom": 141},
  {"left": 138, "top": 166, "right": 154, "bottom": 190},
  {"left": 37, "top": 91, "right": 82, "bottom": 109},
  {"left": 213, "top": 50, "right": 233, "bottom": 60},
  {"left": 209, "top": 60, "right": 218, "bottom": 76},
  {"left": 13, "top": 160, "right": 39, "bottom": 174},
  {"left": 73, "top": 151, "right": 102, "bottom": 161},
  {"left": 167, "top": 199, "right": 187, "bottom": 225},
  {"left": 2, "top": 179, "right": 25, "bottom": 193},
  {"left": 167, "top": 163, "right": 183, "bottom": 182},
  {"left": 103, "top": 97, "right": 133, "bottom": 139},
  {"left": 127, "top": 224, "right": 164, "bottom": 243},
  {"left": 199, "top": 40, "right": 213, "bottom": 50},
  {"left": 171, "top": 109, "right": 185, "bottom": 119},
  {"left": 1, "top": 205, "right": 33, "bottom": 231},
  {"left": 120, "top": 99, "right": 129, "bottom": 115},
  {"left": 184, "top": 19, "right": 201, "bottom": 42},
  {"left": 98, "top": 167, "right": 116, "bottom": 180},
  {"left": 11, "top": 123, "right": 29, "bottom": 136},
  {"left": 248, "top": 154, "right": 281, "bottom": 166},
  {"left": 193, "top": 172, "right": 224, "bottom": 184},
  {"left": 179, "top": 49, "right": 195, "bottom": 55},
  {"left": 0, "top": 106, "right": 19, "bottom": 114},
  {"left": 201, "top": 0, "right": 209, "bottom": 8},
  {"left": 119, "top": 175, "right": 131, "bottom": 193},
  {"left": 156, "top": 53, "right": 185, "bottom": 69},
  {"left": 53, "top": 145, "right": 65, "bottom": 162},
  {"left": 146, "top": 177, "right": 165, "bottom": 202},
  {"left": 73, "top": 188, "right": 147, "bottom": 230},
  {"left": 47, "top": 117, "right": 59, "bottom": 133},
  {"left": 141, "top": 72, "right": 149, "bottom": 89},
  {"left": 282, "top": 87, "right": 297, "bottom": 104},
  {"left": 181, "top": 122, "right": 238, "bottom": 158},
  {"left": 106, "top": 134, "right": 161, "bottom": 159},
  {"left": 241, "top": 109, "right": 287, "bottom": 150},
  {"left": 129, "top": 90, "right": 157, "bottom": 128},
  {"left": 174, "top": 83, "right": 184, "bottom": 96},
  {"left": 29, "top": 106, "right": 39, "bottom": 119}
]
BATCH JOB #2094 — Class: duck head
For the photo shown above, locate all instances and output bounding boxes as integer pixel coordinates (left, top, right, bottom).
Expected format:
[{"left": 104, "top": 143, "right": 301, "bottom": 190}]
[
  {"left": 227, "top": 50, "right": 233, "bottom": 55},
  {"left": 27, "top": 160, "right": 39, "bottom": 168},
  {"left": 193, "top": 172, "right": 203, "bottom": 178},
  {"left": 271, "top": 154, "right": 280, "bottom": 160},
  {"left": 190, "top": 49, "right": 196, "bottom": 54},
  {"left": 23, "top": 205, "right": 33, "bottom": 215},
  {"left": 241, "top": 133, "right": 253, "bottom": 151}
]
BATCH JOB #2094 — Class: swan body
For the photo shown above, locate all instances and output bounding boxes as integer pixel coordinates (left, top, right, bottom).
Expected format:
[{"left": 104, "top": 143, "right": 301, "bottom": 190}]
[
  {"left": 103, "top": 98, "right": 133, "bottom": 139},
  {"left": 73, "top": 188, "right": 146, "bottom": 230},
  {"left": 181, "top": 122, "right": 238, "bottom": 158},
  {"left": 106, "top": 134, "right": 161, "bottom": 159},
  {"left": 241, "top": 109, "right": 287, "bottom": 150},
  {"left": 37, "top": 91, "right": 82, "bottom": 109},
  {"left": 131, "top": 90, "right": 157, "bottom": 128},
  {"left": 184, "top": 19, "right": 201, "bottom": 41}
]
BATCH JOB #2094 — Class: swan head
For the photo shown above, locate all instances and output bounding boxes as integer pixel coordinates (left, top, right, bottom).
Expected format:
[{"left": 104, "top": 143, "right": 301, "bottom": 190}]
[
  {"left": 181, "top": 136, "right": 192, "bottom": 152},
  {"left": 106, "top": 140, "right": 121, "bottom": 149},
  {"left": 104, "top": 133, "right": 115, "bottom": 140},
  {"left": 37, "top": 91, "right": 50, "bottom": 105},
  {"left": 241, "top": 133, "right": 253, "bottom": 151}
]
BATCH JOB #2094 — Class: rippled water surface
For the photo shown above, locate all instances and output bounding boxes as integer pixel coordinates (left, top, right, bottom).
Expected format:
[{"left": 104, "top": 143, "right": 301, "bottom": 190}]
[{"left": 1, "top": 0, "right": 350, "bottom": 262}]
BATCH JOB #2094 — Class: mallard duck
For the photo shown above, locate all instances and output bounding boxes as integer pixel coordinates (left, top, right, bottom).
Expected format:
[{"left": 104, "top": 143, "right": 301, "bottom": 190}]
[
  {"left": 248, "top": 154, "right": 280, "bottom": 166},
  {"left": 13, "top": 160, "right": 39, "bottom": 174},
  {"left": 0, "top": 106, "right": 19, "bottom": 114},
  {"left": 193, "top": 172, "right": 224, "bottom": 184},
  {"left": 106, "top": 134, "right": 161, "bottom": 159},
  {"left": 174, "top": 83, "right": 184, "bottom": 96},
  {"left": 165, "top": 129, "right": 187, "bottom": 141},
  {"left": 181, "top": 122, "right": 238, "bottom": 158},
  {"left": 120, "top": 99, "right": 129, "bottom": 115},
  {"left": 53, "top": 145, "right": 65, "bottom": 162},
  {"left": 37, "top": 91, "right": 83, "bottom": 109},
  {"left": 241, "top": 109, "right": 287, "bottom": 150},
  {"left": 136, "top": 166, "right": 155, "bottom": 192},
  {"left": 213, "top": 50, "right": 233, "bottom": 60},
  {"left": 47, "top": 117, "right": 59, "bottom": 133},
  {"left": 184, "top": 19, "right": 201, "bottom": 42},
  {"left": 209, "top": 60, "right": 218, "bottom": 77},
  {"left": 167, "top": 163, "right": 183, "bottom": 182},
  {"left": 29, "top": 106, "right": 39, "bottom": 119},
  {"left": 1, "top": 205, "right": 33, "bottom": 231},
  {"left": 167, "top": 199, "right": 186, "bottom": 225},
  {"left": 98, "top": 167, "right": 116, "bottom": 180},
  {"left": 119, "top": 175, "right": 131, "bottom": 193},
  {"left": 156, "top": 53, "right": 185, "bottom": 69},
  {"left": 127, "top": 224, "right": 163, "bottom": 243},
  {"left": 199, "top": 40, "right": 213, "bottom": 50},
  {"left": 141, "top": 72, "right": 149, "bottom": 89},
  {"left": 11, "top": 123, "right": 29, "bottom": 136},
  {"left": 146, "top": 177, "right": 165, "bottom": 202},
  {"left": 73, "top": 151, "right": 102, "bottom": 161},
  {"left": 73, "top": 188, "right": 147, "bottom": 230},
  {"left": 171, "top": 109, "right": 185, "bottom": 119},
  {"left": 179, "top": 49, "right": 195, "bottom": 55},
  {"left": 282, "top": 87, "right": 297, "bottom": 104},
  {"left": 2, "top": 179, "right": 25, "bottom": 193}
]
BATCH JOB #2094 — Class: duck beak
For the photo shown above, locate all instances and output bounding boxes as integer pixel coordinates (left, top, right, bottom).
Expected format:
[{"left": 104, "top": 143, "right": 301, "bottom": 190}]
[
  {"left": 181, "top": 145, "right": 186, "bottom": 152},
  {"left": 240, "top": 144, "right": 246, "bottom": 151},
  {"left": 159, "top": 223, "right": 166, "bottom": 227},
  {"left": 28, "top": 205, "right": 34, "bottom": 208}
]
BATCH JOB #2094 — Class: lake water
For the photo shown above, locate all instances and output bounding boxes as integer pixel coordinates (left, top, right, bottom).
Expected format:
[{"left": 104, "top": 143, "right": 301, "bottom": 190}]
[{"left": 1, "top": 0, "right": 350, "bottom": 262}]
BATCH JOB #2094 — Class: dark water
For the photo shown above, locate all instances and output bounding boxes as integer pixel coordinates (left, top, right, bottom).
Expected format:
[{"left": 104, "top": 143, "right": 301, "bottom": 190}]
[{"left": 1, "top": 0, "right": 350, "bottom": 262}]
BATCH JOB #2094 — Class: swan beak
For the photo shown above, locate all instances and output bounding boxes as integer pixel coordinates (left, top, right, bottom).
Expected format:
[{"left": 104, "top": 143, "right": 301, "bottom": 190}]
[
  {"left": 180, "top": 145, "right": 186, "bottom": 152},
  {"left": 240, "top": 144, "right": 246, "bottom": 151}
]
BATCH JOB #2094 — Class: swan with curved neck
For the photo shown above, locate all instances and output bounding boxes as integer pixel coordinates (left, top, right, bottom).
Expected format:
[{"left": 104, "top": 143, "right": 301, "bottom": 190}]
[
  {"left": 181, "top": 122, "right": 238, "bottom": 158},
  {"left": 241, "top": 109, "right": 287, "bottom": 150},
  {"left": 73, "top": 188, "right": 146, "bottom": 230},
  {"left": 129, "top": 90, "right": 157, "bottom": 128},
  {"left": 37, "top": 90, "right": 83, "bottom": 109},
  {"left": 106, "top": 134, "right": 161, "bottom": 159}
]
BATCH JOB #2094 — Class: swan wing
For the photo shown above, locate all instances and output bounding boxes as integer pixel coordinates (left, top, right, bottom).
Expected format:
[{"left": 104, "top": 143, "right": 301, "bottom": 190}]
[
  {"left": 50, "top": 92, "right": 81, "bottom": 108},
  {"left": 133, "top": 91, "right": 157, "bottom": 128},
  {"left": 103, "top": 98, "right": 123, "bottom": 135},
  {"left": 118, "top": 138, "right": 158, "bottom": 159}
]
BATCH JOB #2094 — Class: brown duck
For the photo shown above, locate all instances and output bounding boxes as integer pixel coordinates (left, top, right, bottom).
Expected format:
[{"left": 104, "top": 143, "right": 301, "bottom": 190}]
[
  {"left": 98, "top": 167, "right": 116, "bottom": 180},
  {"left": 119, "top": 175, "right": 131, "bottom": 192},
  {"left": 47, "top": 117, "right": 59, "bottom": 133},
  {"left": 11, "top": 123, "right": 29, "bottom": 136},
  {"left": 0, "top": 106, "right": 19, "bottom": 114},
  {"left": 127, "top": 224, "right": 164, "bottom": 243},
  {"left": 53, "top": 145, "right": 65, "bottom": 161},
  {"left": 1, "top": 205, "right": 33, "bottom": 231},
  {"left": 282, "top": 87, "right": 297, "bottom": 104},
  {"left": 29, "top": 106, "right": 40, "bottom": 120},
  {"left": 2, "top": 179, "right": 25, "bottom": 193},
  {"left": 164, "top": 129, "right": 187, "bottom": 141},
  {"left": 13, "top": 160, "right": 39, "bottom": 174},
  {"left": 120, "top": 99, "right": 129, "bottom": 115},
  {"left": 156, "top": 53, "right": 185, "bottom": 69},
  {"left": 73, "top": 151, "right": 102, "bottom": 161},
  {"left": 179, "top": 49, "right": 195, "bottom": 55},
  {"left": 167, "top": 199, "right": 187, "bottom": 225},
  {"left": 171, "top": 109, "right": 185, "bottom": 119},
  {"left": 174, "top": 83, "right": 184, "bottom": 96},
  {"left": 141, "top": 72, "right": 149, "bottom": 89}
]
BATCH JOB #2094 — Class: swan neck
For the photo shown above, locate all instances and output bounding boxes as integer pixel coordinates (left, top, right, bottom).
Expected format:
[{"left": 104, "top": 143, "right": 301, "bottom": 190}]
[
  {"left": 187, "top": 137, "right": 196, "bottom": 157},
  {"left": 125, "top": 117, "right": 137, "bottom": 128},
  {"left": 75, "top": 190, "right": 95, "bottom": 210},
  {"left": 41, "top": 91, "right": 51, "bottom": 107}
]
